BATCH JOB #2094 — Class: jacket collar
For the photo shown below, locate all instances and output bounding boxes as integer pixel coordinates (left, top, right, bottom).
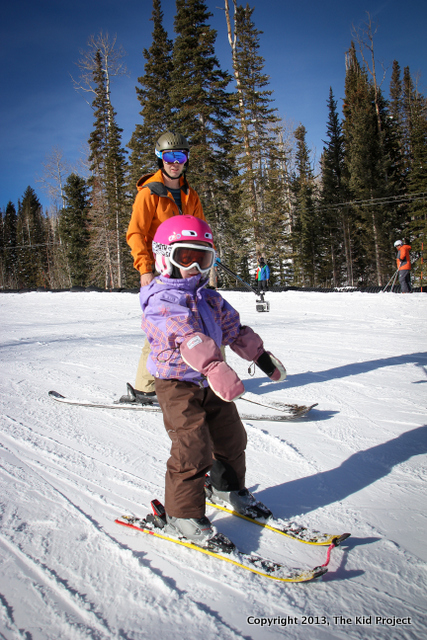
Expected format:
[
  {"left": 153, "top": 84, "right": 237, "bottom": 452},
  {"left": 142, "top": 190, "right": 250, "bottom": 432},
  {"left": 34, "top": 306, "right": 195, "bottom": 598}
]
[
  {"left": 136, "top": 169, "right": 190, "bottom": 195},
  {"left": 155, "top": 273, "right": 209, "bottom": 293}
]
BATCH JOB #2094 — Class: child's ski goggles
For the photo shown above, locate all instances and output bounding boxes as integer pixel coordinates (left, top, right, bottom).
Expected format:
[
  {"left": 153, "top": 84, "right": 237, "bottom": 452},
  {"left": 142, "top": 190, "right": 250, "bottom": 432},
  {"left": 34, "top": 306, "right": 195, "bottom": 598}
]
[
  {"left": 169, "top": 243, "right": 215, "bottom": 273},
  {"left": 156, "top": 149, "right": 189, "bottom": 164}
]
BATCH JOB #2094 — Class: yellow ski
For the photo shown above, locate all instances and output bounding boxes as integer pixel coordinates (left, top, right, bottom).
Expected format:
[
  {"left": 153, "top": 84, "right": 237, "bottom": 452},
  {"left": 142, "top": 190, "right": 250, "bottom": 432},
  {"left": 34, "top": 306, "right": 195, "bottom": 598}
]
[
  {"left": 206, "top": 501, "right": 350, "bottom": 547},
  {"left": 115, "top": 505, "right": 328, "bottom": 583}
]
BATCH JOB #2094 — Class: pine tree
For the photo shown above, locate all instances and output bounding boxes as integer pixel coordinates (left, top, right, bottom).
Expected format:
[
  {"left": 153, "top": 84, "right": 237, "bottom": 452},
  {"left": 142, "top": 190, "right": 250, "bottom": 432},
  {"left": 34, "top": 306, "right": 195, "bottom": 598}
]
[
  {"left": 170, "top": 0, "right": 236, "bottom": 252},
  {"left": 106, "top": 101, "right": 132, "bottom": 287},
  {"left": 2, "top": 202, "right": 18, "bottom": 288},
  {"left": 260, "top": 159, "right": 291, "bottom": 285},
  {"left": 224, "top": 1, "right": 287, "bottom": 268},
  {"left": 320, "top": 88, "right": 349, "bottom": 286},
  {"left": 403, "top": 68, "right": 427, "bottom": 284},
  {"left": 292, "top": 125, "right": 318, "bottom": 286},
  {"left": 58, "top": 174, "right": 91, "bottom": 287},
  {"left": 389, "top": 61, "right": 408, "bottom": 194},
  {"left": 402, "top": 67, "right": 415, "bottom": 166},
  {"left": 16, "top": 187, "right": 48, "bottom": 288},
  {"left": 87, "top": 50, "right": 130, "bottom": 289},
  {"left": 87, "top": 50, "right": 113, "bottom": 288},
  {"left": 42, "top": 215, "right": 70, "bottom": 289},
  {"left": 128, "top": 0, "right": 174, "bottom": 191},
  {"left": 342, "top": 43, "right": 392, "bottom": 286}
]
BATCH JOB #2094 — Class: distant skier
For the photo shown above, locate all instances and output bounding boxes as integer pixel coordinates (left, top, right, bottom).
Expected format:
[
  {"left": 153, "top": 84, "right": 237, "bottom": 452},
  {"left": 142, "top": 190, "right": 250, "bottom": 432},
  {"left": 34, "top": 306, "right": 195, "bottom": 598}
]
[
  {"left": 256, "top": 257, "right": 270, "bottom": 292},
  {"left": 394, "top": 239, "right": 412, "bottom": 293},
  {"left": 139, "top": 215, "right": 286, "bottom": 546}
]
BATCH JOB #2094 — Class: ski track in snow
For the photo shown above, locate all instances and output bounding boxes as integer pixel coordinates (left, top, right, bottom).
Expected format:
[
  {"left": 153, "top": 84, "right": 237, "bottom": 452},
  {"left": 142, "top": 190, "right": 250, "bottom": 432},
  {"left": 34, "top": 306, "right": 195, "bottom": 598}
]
[{"left": 0, "top": 290, "right": 426, "bottom": 640}]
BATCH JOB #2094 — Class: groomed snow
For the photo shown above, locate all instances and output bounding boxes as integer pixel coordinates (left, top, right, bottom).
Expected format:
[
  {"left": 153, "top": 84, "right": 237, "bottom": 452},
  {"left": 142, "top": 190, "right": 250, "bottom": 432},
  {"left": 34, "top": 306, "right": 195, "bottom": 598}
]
[{"left": 0, "top": 289, "right": 426, "bottom": 640}]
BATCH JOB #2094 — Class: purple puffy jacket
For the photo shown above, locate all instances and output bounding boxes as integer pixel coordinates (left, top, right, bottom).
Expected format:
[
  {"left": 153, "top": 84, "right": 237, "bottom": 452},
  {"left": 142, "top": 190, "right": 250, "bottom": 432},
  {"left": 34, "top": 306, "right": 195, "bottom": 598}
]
[{"left": 139, "top": 274, "right": 241, "bottom": 384}]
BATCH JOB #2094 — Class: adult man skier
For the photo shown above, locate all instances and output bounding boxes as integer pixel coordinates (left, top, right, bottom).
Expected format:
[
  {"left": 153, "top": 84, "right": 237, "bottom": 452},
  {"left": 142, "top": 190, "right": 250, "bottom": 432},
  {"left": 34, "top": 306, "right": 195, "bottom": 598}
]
[
  {"left": 394, "top": 239, "right": 412, "bottom": 293},
  {"left": 126, "top": 132, "right": 207, "bottom": 398}
]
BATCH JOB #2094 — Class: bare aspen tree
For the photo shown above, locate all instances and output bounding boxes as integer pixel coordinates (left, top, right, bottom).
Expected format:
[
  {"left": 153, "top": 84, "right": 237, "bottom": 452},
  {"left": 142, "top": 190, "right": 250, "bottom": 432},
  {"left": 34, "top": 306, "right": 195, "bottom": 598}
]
[
  {"left": 71, "top": 31, "right": 128, "bottom": 107},
  {"left": 36, "top": 146, "right": 72, "bottom": 212},
  {"left": 277, "top": 119, "right": 296, "bottom": 235},
  {"left": 352, "top": 13, "right": 388, "bottom": 134},
  {"left": 223, "top": 0, "right": 260, "bottom": 253},
  {"left": 225, "top": 3, "right": 286, "bottom": 262}
]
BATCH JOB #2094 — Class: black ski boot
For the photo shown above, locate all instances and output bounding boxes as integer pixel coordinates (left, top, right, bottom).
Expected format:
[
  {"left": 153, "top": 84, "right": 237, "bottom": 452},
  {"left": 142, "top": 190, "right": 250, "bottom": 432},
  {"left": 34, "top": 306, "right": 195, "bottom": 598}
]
[{"left": 118, "top": 383, "right": 157, "bottom": 405}]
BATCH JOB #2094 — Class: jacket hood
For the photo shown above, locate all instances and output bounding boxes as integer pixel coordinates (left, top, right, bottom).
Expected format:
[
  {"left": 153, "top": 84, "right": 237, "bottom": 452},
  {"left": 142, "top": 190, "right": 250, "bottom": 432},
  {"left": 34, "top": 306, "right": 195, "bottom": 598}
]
[{"left": 136, "top": 172, "right": 158, "bottom": 190}]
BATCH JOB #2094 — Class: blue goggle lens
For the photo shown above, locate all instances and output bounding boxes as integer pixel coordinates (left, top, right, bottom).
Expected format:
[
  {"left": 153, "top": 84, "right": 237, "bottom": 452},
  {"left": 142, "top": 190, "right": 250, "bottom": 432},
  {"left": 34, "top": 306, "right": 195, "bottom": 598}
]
[{"left": 162, "top": 150, "right": 188, "bottom": 164}]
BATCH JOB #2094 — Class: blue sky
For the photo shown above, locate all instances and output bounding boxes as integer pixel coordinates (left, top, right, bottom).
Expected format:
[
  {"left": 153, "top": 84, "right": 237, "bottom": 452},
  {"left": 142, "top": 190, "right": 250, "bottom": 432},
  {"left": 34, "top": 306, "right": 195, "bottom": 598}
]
[{"left": 1, "top": 0, "right": 426, "bottom": 212}]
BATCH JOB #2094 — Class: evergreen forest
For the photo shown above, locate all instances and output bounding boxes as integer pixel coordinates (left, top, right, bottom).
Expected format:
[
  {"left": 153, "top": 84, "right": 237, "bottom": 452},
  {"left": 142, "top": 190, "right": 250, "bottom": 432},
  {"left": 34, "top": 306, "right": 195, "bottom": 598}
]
[{"left": 1, "top": 0, "right": 426, "bottom": 291}]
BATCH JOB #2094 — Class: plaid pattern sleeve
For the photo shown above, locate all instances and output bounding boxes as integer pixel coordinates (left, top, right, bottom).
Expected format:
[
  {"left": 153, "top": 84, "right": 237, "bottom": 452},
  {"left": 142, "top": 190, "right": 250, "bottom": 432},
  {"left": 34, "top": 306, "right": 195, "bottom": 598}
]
[
  {"left": 142, "top": 297, "right": 204, "bottom": 380},
  {"left": 142, "top": 287, "right": 242, "bottom": 380},
  {"left": 203, "top": 290, "right": 241, "bottom": 346}
]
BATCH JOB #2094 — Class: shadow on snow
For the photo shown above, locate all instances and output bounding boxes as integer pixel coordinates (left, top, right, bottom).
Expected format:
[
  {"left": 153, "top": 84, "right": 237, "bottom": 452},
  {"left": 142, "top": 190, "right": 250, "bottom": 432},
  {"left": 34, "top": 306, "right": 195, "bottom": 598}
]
[
  {"left": 244, "top": 351, "right": 427, "bottom": 391},
  {"left": 253, "top": 424, "right": 427, "bottom": 519}
]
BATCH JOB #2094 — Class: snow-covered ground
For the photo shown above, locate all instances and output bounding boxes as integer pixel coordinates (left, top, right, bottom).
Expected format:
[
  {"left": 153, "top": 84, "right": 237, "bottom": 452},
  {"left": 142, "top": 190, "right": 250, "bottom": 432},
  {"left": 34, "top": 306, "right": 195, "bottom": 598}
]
[{"left": 0, "top": 289, "right": 426, "bottom": 640}]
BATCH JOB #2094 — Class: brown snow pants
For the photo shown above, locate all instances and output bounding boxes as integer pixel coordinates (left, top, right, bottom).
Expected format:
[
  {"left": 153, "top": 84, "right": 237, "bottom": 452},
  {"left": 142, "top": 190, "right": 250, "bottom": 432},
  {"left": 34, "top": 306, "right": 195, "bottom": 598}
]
[{"left": 155, "top": 379, "right": 247, "bottom": 519}]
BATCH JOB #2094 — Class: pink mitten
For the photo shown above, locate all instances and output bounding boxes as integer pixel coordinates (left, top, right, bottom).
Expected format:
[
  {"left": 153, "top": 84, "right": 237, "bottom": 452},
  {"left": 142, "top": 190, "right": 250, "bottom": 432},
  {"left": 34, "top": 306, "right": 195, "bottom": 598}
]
[
  {"left": 230, "top": 325, "right": 264, "bottom": 361},
  {"left": 180, "top": 333, "right": 244, "bottom": 402}
]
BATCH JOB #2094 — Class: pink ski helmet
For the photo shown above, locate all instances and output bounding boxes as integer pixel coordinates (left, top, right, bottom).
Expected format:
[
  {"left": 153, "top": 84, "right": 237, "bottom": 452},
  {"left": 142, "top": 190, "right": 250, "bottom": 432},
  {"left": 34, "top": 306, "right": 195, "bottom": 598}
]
[{"left": 152, "top": 215, "right": 215, "bottom": 277}]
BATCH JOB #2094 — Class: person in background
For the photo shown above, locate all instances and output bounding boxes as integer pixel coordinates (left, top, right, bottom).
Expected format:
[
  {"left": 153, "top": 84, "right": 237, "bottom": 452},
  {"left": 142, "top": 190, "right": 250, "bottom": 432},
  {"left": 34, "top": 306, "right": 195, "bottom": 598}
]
[
  {"left": 256, "top": 257, "right": 270, "bottom": 293},
  {"left": 126, "top": 131, "right": 207, "bottom": 400},
  {"left": 394, "top": 239, "right": 412, "bottom": 293}
]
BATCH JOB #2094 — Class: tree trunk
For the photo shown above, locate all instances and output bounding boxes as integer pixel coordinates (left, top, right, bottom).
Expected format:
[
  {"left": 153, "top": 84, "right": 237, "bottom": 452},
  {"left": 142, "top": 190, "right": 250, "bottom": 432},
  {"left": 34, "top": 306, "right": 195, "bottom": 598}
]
[
  {"left": 371, "top": 208, "right": 382, "bottom": 285},
  {"left": 224, "top": 0, "right": 260, "bottom": 255}
]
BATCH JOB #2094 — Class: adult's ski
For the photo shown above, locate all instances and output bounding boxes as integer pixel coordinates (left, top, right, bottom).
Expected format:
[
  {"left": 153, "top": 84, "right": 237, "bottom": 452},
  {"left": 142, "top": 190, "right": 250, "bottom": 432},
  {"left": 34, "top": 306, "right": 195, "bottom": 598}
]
[
  {"left": 48, "top": 388, "right": 316, "bottom": 422},
  {"left": 48, "top": 390, "right": 162, "bottom": 413},
  {"left": 115, "top": 499, "right": 328, "bottom": 583},
  {"left": 242, "top": 391, "right": 318, "bottom": 416},
  {"left": 205, "top": 477, "right": 350, "bottom": 547}
]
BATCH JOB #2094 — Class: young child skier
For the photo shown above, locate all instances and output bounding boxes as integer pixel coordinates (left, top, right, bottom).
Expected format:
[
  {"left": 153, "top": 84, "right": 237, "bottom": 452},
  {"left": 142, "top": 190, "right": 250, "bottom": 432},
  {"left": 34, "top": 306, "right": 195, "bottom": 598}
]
[{"left": 139, "top": 215, "right": 287, "bottom": 547}]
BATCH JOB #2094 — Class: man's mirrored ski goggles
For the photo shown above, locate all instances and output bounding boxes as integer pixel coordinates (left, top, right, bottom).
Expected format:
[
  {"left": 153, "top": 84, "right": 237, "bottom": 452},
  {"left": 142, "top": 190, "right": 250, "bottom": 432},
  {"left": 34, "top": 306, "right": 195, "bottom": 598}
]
[
  {"left": 162, "top": 150, "right": 189, "bottom": 164},
  {"left": 170, "top": 243, "right": 216, "bottom": 273}
]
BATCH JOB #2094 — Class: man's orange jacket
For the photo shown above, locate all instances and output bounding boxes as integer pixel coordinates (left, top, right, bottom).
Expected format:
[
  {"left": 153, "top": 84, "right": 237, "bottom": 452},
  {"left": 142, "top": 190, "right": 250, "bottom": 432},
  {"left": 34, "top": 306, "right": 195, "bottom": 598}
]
[
  {"left": 396, "top": 244, "right": 411, "bottom": 271},
  {"left": 126, "top": 169, "right": 205, "bottom": 275}
]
